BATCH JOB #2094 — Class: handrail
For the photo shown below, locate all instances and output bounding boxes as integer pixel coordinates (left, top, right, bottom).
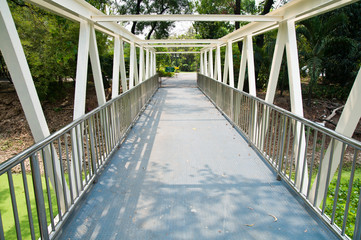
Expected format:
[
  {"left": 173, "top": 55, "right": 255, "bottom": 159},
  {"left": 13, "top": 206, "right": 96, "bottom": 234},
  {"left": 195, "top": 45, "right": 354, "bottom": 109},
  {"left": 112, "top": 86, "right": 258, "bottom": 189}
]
[
  {"left": 198, "top": 73, "right": 361, "bottom": 240},
  {"left": 0, "top": 75, "right": 159, "bottom": 239},
  {"left": 0, "top": 76, "right": 157, "bottom": 175}
]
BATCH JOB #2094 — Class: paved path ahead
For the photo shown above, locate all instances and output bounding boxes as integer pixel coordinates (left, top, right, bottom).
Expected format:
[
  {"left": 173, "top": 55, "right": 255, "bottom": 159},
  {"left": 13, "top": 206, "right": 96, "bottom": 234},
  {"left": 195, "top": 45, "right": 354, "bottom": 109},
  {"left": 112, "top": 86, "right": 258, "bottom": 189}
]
[{"left": 57, "top": 73, "right": 337, "bottom": 240}]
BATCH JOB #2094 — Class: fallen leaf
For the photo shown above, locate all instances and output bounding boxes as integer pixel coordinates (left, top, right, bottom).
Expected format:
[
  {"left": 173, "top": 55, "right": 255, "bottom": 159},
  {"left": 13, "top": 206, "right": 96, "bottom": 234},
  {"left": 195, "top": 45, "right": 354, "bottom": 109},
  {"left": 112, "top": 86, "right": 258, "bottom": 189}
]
[
  {"left": 192, "top": 128, "right": 196, "bottom": 130},
  {"left": 245, "top": 224, "right": 255, "bottom": 227},
  {"left": 269, "top": 214, "right": 278, "bottom": 222},
  {"left": 304, "top": 229, "right": 307, "bottom": 232},
  {"left": 248, "top": 207, "right": 254, "bottom": 210}
]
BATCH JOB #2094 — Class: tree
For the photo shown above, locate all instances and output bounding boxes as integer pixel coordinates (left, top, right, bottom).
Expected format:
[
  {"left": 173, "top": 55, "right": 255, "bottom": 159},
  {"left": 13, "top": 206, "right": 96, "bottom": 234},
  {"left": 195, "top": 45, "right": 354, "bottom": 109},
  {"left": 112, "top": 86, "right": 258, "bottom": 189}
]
[
  {"left": 297, "top": 13, "right": 348, "bottom": 105},
  {"left": 116, "top": 0, "right": 192, "bottom": 39}
]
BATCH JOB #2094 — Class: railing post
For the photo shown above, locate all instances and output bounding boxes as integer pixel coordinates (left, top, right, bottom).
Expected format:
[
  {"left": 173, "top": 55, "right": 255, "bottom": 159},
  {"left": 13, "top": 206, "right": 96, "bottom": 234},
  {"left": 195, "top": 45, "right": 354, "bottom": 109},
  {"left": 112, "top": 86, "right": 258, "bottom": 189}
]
[
  {"left": 31, "top": 154, "right": 49, "bottom": 240},
  {"left": 353, "top": 191, "right": 361, "bottom": 239},
  {"left": 277, "top": 115, "right": 288, "bottom": 180}
]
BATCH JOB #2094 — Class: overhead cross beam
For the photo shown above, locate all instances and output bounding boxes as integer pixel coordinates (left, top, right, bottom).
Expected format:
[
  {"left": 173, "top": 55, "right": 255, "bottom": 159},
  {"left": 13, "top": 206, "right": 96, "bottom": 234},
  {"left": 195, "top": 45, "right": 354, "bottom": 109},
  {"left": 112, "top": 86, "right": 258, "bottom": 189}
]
[
  {"left": 92, "top": 14, "right": 283, "bottom": 22},
  {"left": 142, "top": 39, "right": 222, "bottom": 44},
  {"left": 155, "top": 52, "right": 200, "bottom": 54},
  {"left": 149, "top": 44, "right": 209, "bottom": 48}
]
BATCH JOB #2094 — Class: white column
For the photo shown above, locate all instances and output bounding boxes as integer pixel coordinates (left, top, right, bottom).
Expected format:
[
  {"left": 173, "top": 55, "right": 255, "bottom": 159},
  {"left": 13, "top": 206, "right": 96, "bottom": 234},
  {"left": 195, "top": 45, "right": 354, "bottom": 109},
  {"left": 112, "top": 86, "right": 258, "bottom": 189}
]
[
  {"left": 265, "top": 22, "right": 287, "bottom": 103},
  {"left": 237, "top": 36, "right": 256, "bottom": 93},
  {"left": 0, "top": 0, "right": 69, "bottom": 209},
  {"left": 227, "top": 41, "right": 234, "bottom": 88},
  {"left": 134, "top": 46, "right": 139, "bottom": 85},
  {"left": 89, "top": 24, "right": 106, "bottom": 105},
  {"left": 285, "top": 20, "right": 308, "bottom": 194},
  {"left": 153, "top": 52, "right": 156, "bottom": 75},
  {"left": 204, "top": 51, "right": 208, "bottom": 76},
  {"left": 223, "top": 45, "right": 229, "bottom": 84},
  {"left": 216, "top": 45, "right": 222, "bottom": 82},
  {"left": 73, "top": 21, "right": 90, "bottom": 120},
  {"left": 119, "top": 39, "right": 127, "bottom": 92},
  {"left": 309, "top": 67, "right": 361, "bottom": 206},
  {"left": 246, "top": 35, "right": 256, "bottom": 95},
  {"left": 112, "top": 36, "right": 120, "bottom": 98},
  {"left": 200, "top": 51, "right": 204, "bottom": 74},
  {"left": 145, "top": 49, "right": 150, "bottom": 79},
  {"left": 209, "top": 48, "right": 214, "bottom": 79},
  {"left": 139, "top": 46, "right": 145, "bottom": 83},
  {"left": 238, "top": 39, "right": 247, "bottom": 91},
  {"left": 129, "top": 42, "right": 135, "bottom": 89}
]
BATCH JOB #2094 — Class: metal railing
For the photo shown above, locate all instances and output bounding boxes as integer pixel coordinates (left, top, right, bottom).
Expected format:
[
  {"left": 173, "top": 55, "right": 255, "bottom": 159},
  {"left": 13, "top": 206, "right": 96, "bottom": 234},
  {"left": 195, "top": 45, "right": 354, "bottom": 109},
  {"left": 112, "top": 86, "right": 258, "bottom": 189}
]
[
  {"left": 198, "top": 73, "right": 361, "bottom": 240},
  {"left": 0, "top": 75, "right": 159, "bottom": 239}
]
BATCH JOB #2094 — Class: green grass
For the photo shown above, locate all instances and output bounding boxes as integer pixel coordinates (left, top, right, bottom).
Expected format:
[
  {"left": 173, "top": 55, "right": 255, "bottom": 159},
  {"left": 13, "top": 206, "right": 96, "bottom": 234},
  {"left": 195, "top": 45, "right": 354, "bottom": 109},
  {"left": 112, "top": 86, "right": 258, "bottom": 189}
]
[
  {"left": 1, "top": 169, "right": 360, "bottom": 239},
  {"left": 323, "top": 170, "right": 361, "bottom": 239},
  {"left": 0, "top": 174, "right": 59, "bottom": 239}
]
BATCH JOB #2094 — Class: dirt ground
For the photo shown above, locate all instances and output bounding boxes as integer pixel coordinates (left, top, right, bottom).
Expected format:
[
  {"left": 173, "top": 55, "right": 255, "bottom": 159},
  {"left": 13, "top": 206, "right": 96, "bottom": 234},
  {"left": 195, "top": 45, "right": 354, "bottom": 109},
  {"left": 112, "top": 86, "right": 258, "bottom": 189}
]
[
  {"left": 0, "top": 81, "right": 101, "bottom": 163},
  {"left": 1, "top": 80, "right": 360, "bottom": 164}
]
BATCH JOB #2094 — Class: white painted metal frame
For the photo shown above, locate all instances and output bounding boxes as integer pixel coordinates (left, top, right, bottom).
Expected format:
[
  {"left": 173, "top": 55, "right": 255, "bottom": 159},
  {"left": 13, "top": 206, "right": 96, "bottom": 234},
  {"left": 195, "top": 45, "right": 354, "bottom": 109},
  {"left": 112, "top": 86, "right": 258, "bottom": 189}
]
[
  {"left": 92, "top": 14, "right": 283, "bottom": 22},
  {"left": 2, "top": 0, "right": 360, "bottom": 214}
]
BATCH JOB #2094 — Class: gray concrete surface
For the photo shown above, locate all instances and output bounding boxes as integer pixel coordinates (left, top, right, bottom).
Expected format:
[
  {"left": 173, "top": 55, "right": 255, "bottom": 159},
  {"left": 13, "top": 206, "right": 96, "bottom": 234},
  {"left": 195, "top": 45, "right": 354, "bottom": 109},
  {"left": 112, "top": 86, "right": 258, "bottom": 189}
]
[{"left": 57, "top": 73, "right": 338, "bottom": 240}]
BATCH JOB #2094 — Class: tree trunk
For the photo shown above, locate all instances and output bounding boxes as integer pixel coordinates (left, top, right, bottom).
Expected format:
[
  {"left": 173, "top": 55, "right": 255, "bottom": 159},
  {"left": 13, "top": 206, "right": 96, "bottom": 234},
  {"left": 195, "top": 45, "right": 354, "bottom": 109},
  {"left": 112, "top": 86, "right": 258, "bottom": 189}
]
[
  {"left": 131, "top": 0, "right": 143, "bottom": 34},
  {"left": 234, "top": 0, "right": 243, "bottom": 53}
]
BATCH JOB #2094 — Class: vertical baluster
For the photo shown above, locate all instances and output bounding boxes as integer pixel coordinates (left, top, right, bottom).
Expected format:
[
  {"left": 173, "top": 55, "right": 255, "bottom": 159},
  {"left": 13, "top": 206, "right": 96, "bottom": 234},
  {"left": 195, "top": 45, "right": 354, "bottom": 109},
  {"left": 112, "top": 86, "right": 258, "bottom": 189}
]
[
  {"left": 314, "top": 133, "right": 326, "bottom": 207},
  {"left": 50, "top": 144, "right": 62, "bottom": 221},
  {"left": 341, "top": 149, "right": 359, "bottom": 236},
  {"left": 84, "top": 119, "right": 92, "bottom": 178},
  {"left": 76, "top": 126, "right": 84, "bottom": 190},
  {"left": 30, "top": 154, "right": 49, "bottom": 240},
  {"left": 294, "top": 123, "right": 304, "bottom": 188},
  {"left": 289, "top": 119, "right": 297, "bottom": 182},
  {"left": 20, "top": 162, "right": 35, "bottom": 239},
  {"left": 80, "top": 123, "right": 88, "bottom": 183},
  {"left": 307, "top": 130, "right": 319, "bottom": 198},
  {"left": 331, "top": 143, "right": 346, "bottom": 224},
  {"left": 7, "top": 170, "right": 22, "bottom": 239},
  {"left": 277, "top": 116, "right": 288, "bottom": 180},
  {"left": 300, "top": 126, "right": 311, "bottom": 194},
  {"left": 275, "top": 112, "right": 283, "bottom": 166},
  {"left": 271, "top": 111, "right": 279, "bottom": 164},
  {"left": 64, "top": 133, "right": 74, "bottom": 204},
  {"left": 284, "top": 117, "right": 292, "bottom": 176},
  {"left": 321, "top": 139, "right": 335, "bottom": 214},
  {"left": 0, "top": 211, "right": 5, "bottom": 240},
  {"left": 41, "top": 149, "right": 55, "bottom": 230},
  {"left": 57, "top": 138, "right": 68, "bottom": 213}
]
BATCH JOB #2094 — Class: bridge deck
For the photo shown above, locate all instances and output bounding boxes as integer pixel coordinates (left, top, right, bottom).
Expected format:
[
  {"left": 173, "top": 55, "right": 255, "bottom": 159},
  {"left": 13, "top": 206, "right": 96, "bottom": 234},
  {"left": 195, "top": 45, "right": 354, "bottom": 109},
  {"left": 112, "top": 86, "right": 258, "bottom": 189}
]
[{"left": 57, "top": 73, "right": 338, "bottom": 240}]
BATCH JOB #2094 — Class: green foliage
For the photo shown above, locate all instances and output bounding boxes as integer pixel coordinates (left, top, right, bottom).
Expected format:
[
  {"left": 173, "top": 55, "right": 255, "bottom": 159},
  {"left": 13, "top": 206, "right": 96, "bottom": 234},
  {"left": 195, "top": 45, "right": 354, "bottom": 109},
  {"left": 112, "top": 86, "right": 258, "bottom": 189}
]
[
  {"left": 325, "top": 176, "right": 361, "bottom": 239},
  {"left": 158, "top": 68, "right": 174, "bottom": 77},
  {"left": 115, "top": 0, "right": 192, "bottom": 39}
]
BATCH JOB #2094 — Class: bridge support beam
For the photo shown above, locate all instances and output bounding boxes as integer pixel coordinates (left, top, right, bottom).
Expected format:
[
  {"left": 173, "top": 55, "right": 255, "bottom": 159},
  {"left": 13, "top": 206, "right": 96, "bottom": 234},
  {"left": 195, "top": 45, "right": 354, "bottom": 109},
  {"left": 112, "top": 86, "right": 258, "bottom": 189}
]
[
  {"left": 139, "top": 46, "right": 145, "bottom": 83},
  {"left": 215, "top": 45, "right": 222, "bottom": 82},
  {"left": 208, "top": 48, "right": 213, "bottom": 79},
  {"left": 203, "top": 51, "right": 208, "bottom": 77},
  {"left": 237, "top": 35, "right": 256, "bottom": 95},
  {"left": 129, "top": 42, "right": 136, "bottom": 89},
  {"left": 260, "top": 20, "right": 308, "bottom": 193},
  {"left": 200, "top": 51, "right": 204, "bottom": 74},
  {"left": 223, "top": 45, "right": 229, "bottom": 85},
  {"left": 120, "top": 39, "right": 128, "bottom": 92},
  {"left": 112, "top": 36, "right": 121, "bottom": 98}
]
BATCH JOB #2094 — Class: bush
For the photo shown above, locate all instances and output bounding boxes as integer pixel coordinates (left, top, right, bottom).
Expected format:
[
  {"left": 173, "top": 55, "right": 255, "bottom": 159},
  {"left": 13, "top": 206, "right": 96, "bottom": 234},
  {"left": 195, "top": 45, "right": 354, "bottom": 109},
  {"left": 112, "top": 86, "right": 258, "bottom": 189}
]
[{"left": 157, "top": 69, "right": 174, "bottom": 77}]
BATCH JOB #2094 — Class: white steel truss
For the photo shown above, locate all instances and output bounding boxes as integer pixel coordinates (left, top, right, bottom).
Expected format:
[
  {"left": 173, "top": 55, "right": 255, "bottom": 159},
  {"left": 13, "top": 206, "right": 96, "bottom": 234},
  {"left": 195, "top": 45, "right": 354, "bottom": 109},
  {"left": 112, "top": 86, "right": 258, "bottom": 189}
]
[
  {"left": 92, "top": 14, "right": 283, "bottom": 22},
  {"left": 1, "top": 0, "right": 360, "bottom": 214}
]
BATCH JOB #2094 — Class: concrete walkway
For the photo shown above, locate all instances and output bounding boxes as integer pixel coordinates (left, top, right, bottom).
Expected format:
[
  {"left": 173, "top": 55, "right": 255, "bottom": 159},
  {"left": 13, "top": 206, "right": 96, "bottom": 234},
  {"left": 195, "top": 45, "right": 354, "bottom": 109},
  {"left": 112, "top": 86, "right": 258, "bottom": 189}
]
[{"left": 57, "top": 73, "right": 338, "bottom": 240}]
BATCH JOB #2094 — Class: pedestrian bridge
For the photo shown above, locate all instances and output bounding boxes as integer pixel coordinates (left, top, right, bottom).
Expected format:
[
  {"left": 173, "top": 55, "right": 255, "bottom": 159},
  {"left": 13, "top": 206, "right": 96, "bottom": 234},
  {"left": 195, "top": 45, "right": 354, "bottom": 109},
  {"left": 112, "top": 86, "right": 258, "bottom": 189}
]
[
  {"left": 1, "top": 0, "right": 361, "bottom": 239},
  {"left": 56, "top": 73, "right": 338, "bottom": 240}
]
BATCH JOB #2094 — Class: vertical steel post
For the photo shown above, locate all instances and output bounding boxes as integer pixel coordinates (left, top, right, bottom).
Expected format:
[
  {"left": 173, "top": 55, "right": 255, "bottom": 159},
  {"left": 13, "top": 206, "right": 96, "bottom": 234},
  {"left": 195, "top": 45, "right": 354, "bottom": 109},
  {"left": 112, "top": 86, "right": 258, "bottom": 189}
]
[{"left": 31, "top": 154, "right": 49, "bottom": 240}]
